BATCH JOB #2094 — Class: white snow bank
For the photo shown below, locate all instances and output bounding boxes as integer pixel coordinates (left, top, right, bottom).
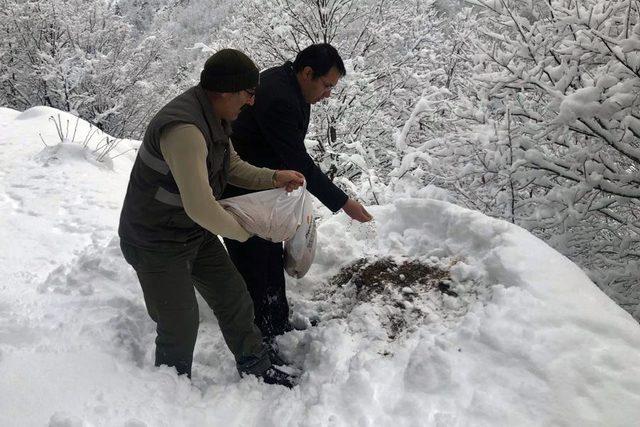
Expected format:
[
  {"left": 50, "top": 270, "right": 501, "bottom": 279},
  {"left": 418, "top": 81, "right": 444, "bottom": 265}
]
[
  {"left": 304, "top": 199, "right": 640, "bottom": 425},
  {"left": 1, "top": 107, "right": 639, "bottom": 426}
]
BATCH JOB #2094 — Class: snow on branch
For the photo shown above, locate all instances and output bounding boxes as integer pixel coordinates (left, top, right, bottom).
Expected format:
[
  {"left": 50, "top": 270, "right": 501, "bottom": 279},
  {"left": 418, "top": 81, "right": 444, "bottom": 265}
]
[{"left": 451, "top": 0, "right": 640, "bottom": 318}]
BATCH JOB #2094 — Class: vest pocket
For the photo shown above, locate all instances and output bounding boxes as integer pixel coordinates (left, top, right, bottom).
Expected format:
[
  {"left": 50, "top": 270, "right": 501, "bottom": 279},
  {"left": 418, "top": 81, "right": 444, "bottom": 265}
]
[{"left": 166, "top": 210, "right": 197, "bottom": 230}]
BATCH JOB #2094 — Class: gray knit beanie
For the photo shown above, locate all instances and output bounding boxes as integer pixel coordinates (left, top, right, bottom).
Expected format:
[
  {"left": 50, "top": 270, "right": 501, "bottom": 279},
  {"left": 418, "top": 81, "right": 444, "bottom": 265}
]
[{"left": 199, "top": 49, "right": 259, "bottom": 92}]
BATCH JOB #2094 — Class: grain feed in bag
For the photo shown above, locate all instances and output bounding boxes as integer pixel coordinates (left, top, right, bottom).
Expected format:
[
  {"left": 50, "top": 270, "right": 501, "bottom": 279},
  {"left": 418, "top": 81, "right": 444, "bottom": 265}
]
[
  {"left": 284, "top": 190, "right": 316, "bottom": 278},
  {"left": 218, "top": 185, "right": 305, "bottom": 243}
]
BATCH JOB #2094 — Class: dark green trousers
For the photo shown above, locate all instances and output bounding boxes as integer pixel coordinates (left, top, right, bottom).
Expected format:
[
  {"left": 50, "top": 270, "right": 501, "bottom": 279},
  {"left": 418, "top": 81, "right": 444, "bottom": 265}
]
[{"left": 120, "top": 232, "right": 270, "bottom": 378}]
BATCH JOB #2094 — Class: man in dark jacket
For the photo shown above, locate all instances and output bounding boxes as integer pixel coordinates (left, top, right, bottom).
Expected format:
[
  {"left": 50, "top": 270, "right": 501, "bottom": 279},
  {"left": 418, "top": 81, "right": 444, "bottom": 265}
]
[
  {"left": 223, "top": 44, "right": 373, "bottom": 344},
  {"left": 118, "top": 49, "right": 304, "bottom": 387}
]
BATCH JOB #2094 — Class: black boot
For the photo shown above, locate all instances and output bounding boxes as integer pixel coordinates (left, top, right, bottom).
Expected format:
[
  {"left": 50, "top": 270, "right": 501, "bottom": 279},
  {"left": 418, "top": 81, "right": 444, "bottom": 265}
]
[
  {"left": 237, "top": 347, "right": 271, "bottom": 377},
  {"left": 263, "top": 339, "right": 288, "bottom": 367},
  {"left": 268, "top": 349, "right": 287, "bottom": 367},
  {"left": 237, "top": 347, "right": 296, "bottom": 388},
  {"left": 258, "top": 366, "right": 296, "bottom": 388}
]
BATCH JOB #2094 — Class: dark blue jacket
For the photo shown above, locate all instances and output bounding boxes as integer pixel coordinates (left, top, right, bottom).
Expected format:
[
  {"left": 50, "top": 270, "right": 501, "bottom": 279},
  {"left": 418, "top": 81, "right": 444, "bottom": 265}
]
[{"left": 223, "top": 62, "right": 348, "bottom": 212}]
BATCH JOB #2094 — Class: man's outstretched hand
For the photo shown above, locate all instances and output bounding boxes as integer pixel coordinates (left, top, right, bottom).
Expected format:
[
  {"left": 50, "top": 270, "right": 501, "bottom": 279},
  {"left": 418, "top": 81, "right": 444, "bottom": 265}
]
[
  {"left": 342, "top": 198, "right": 373, "bottom": 222},
  {"left": 273, "top": 170, "right": 305, "bottom": 192}
]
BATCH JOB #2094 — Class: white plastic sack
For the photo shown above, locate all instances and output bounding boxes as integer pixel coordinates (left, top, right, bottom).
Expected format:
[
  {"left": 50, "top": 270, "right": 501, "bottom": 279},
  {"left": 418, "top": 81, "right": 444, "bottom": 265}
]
[
  {"left": 284, "top": 192, "right": 317, "bottom": 279},
  {"left": 219, "top": 185, "right": 306, "bottom": 242}
]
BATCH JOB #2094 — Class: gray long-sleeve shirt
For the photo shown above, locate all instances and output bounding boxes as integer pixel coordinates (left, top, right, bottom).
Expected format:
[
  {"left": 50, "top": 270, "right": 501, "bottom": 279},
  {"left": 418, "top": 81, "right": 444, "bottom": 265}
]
[{"left": 160, "top": 123, "right": 276, "bottom": 242}]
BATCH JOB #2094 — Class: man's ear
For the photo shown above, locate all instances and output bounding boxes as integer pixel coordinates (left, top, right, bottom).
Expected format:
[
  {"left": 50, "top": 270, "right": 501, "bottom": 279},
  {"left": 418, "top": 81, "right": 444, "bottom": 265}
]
[{"left": 302, "top": 66, "right": 315, "bottom": 81}]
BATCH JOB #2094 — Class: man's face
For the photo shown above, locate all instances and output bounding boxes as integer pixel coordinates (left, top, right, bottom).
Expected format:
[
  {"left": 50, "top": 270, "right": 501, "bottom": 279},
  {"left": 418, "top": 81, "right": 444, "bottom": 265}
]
[
  {"left": 218, "top": 88, "right": 256, "bottom": 120},
  {"left": 299, "top": 66, "right": 342, "bottom": 104}
]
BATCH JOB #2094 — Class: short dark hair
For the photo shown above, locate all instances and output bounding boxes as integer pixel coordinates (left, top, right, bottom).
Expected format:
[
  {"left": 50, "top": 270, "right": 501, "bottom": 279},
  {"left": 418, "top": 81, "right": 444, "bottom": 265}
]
[{"left": 293, "top": 43, "right": 346, "bottom": 78}]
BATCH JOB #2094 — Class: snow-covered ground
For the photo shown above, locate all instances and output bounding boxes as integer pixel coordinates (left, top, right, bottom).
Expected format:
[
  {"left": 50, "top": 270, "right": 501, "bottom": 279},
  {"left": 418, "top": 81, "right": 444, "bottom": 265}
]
[{"left": 1, "top": 106, "right": 639, "bottom": 427}]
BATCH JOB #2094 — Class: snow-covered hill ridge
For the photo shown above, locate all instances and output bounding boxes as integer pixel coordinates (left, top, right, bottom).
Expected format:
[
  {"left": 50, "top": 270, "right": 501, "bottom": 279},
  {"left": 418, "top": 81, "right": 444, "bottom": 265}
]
[{"left": 1, "top": 106, "right": 639, "bottom": 426}]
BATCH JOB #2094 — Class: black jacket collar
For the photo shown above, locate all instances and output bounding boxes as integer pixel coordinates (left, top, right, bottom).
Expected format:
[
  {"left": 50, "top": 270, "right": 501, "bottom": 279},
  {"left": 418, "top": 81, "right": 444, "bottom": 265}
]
[{"left": 284, "top": 61, "right": 307, "bottom": 106}]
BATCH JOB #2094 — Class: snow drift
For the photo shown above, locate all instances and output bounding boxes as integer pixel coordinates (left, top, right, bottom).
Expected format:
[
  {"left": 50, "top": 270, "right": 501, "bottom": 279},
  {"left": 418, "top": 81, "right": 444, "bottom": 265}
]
[{"left": 1, "top": 106, "right": 639, "bottom": 426}]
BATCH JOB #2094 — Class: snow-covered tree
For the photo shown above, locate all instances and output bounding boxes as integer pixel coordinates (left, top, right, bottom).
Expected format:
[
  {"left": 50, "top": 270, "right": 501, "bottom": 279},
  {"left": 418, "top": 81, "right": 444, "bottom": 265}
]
[
  {"left": 428, "top": 0, "right": 640, "bottom": 318},
  {"left": 201, "top": 0, "right": 472, "bottom": 204},
  {"left": 0, "top": 0, "right": 168, "bottom": 137}
]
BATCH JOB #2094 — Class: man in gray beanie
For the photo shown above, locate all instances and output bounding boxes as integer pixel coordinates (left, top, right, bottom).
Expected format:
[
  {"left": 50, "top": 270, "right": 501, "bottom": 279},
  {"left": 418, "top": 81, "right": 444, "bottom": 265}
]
[{"left": 119, "top": 49, "right": 304, "bottom": 387}]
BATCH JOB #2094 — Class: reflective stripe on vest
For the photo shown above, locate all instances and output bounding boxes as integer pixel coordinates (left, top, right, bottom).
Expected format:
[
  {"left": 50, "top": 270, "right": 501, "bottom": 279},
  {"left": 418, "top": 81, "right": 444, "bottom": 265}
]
[
  {"left": 138, "top": 143, "right": 170, "bottom": 175},
  {"left": 138, "top": 142, "right": 183, "bottom": 207},
  {"left": 154, "top": 187, "right": 183, "bottom": 207}
]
